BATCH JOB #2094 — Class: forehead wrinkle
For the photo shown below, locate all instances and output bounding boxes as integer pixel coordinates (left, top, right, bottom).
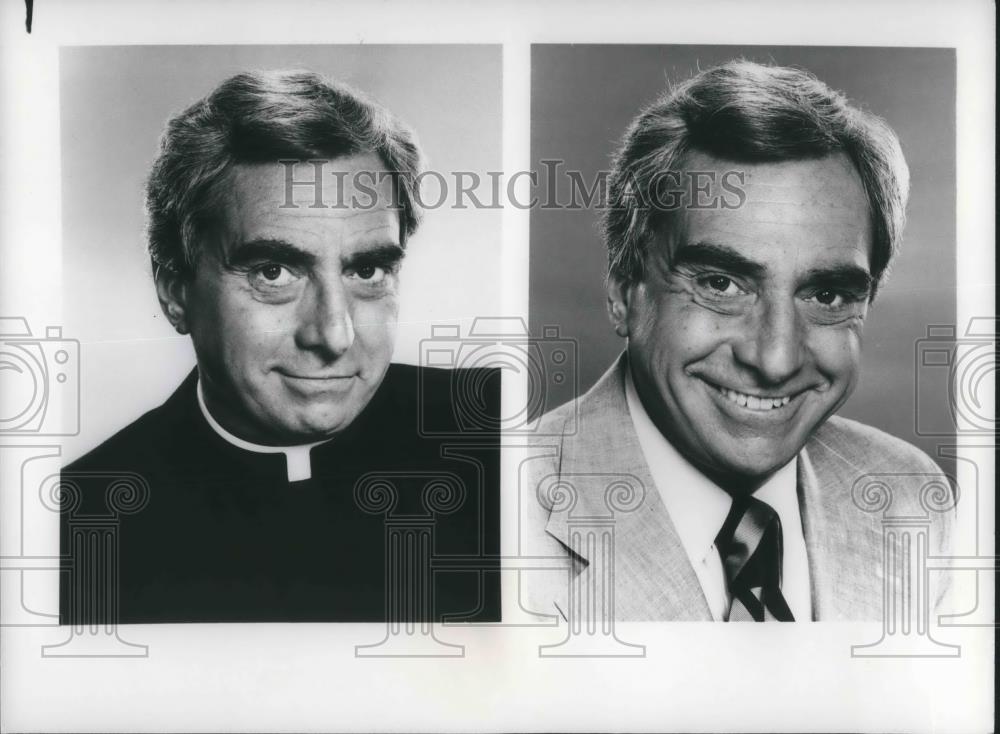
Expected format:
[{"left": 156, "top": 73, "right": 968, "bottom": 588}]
[
  {"left": 687, "top": 217, "right": 870, "bottom": 256},
  {"left": 706, "top": 213, "right": 870, "bottom": 228},
  {"left": 745, "top": 181, "right": 867, "bottom": 215},
  {"left": 236, "top": 206, "right": 397, "bottom": 245},
  {"left": 349, "top": 221, "right": 397, "bottom": 238},
  {"left": 691, "top": 192, "right": 872, "bottom": 236},
  {"left": 256, "top": 203, "right": 399, "bottom": 220},
  {"left": 744, "top": 190, "right": 867, "bottom": 215}
]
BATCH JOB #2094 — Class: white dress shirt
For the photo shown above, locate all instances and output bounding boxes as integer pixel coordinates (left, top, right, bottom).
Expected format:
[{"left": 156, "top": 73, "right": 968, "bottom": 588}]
[
  {"left": 196, "top": 379, "right": 328, "bottom": 482},
  {"left": 624, "top": 368, "right": 813, "bottom": 621}
]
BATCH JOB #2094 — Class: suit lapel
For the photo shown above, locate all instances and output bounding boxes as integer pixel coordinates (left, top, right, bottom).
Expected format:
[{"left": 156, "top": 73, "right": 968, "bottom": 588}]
[
  {"left": 543, "top": 355, "right": 712, "bottom": 621},
  {"left": 798, "top": 434, "right": 884, "bottom": 620}
]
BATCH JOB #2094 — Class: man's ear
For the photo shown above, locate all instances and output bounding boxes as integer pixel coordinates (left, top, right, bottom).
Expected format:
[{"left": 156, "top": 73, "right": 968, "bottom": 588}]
[
  {"left": 154, "top": 266, "right": 191, "bottom": 335},
  {"left": 606, "top": 275, "right": 632, "bottom": 338}
]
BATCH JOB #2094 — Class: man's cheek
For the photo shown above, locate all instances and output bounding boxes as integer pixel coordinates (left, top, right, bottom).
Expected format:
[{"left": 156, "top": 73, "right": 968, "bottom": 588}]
[
  {"left": 665, "top": 300, "right": 730, "bottom": 352},
  {"left": 626, "top": 285, "right": 671, "bottom": 342},
  {"left": 352, "top": 298, "right": 399, "bottom": 354},
  {"left": 226, "top": 306, "right": 289, "bottom": 366},
  {"left": 810, "top": 327, "right": 864, "bottom": 382}
]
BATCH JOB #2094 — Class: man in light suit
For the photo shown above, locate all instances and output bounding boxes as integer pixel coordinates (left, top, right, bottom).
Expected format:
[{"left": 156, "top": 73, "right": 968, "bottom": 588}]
[{"left": 526, "top": 61, "right": 954, "bottom": 622}]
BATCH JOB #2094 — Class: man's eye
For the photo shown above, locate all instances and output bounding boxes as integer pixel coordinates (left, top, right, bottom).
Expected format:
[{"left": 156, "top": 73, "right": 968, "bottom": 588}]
[
  {"left": 811, "top": 289, "right": 850, "bottom": 309},
  {"left": 699, "top": 275, "right": 744, "bottom": 297},
  {"left": 249, "top": 263, "right": 298, "bottom": 289},
  {"left": 350, "top": 265, "right": 388, "bottom": 284}
]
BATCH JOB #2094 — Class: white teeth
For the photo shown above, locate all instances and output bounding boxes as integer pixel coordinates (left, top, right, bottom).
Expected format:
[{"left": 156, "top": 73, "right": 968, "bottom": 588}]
[{"left": 719, "top": 386, "right": 792, "bottom": 411}]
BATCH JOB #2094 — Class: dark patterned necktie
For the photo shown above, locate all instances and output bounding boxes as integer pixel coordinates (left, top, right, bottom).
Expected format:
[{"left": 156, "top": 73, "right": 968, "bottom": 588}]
[{"left": 715, "top": 495, "right": 795, "bottom": 622}]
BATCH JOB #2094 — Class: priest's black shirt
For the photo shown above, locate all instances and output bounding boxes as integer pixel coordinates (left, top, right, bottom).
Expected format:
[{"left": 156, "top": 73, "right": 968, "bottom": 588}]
[{"left": 59, "top": 364, "right": 500, "bottom": 624}]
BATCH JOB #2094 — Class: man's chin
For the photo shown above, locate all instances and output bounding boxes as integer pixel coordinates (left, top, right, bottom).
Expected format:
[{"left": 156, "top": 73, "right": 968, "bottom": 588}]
[
  {"left": 695, "top": 439, "right": 801, "bottom": 488},
  {"left": 249, "top": 406, "right": 359, "bottom": 445},
  {"left": 289, "top": 414, "right": 357, "bottom": 441}
]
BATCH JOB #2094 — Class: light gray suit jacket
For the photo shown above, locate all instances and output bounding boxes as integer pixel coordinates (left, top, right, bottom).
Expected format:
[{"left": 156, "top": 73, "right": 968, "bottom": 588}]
[{"left": 524, "top": 355, "right": 955, "bottom": 621}]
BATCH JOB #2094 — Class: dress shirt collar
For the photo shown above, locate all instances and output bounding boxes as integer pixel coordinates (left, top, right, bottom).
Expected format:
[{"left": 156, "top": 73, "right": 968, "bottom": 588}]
[
  {"left": 624, "top": 364, "right": 802, "bottom": 619},
  {"left": 624, "top": 366, "right": 732, "bottom": 569},
  {"left": 196, "top": 377, "right": 329, "bottom": 482}
]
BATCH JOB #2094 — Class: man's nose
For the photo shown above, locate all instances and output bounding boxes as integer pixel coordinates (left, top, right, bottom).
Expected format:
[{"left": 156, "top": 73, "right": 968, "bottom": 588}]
[
  {"left": 294, "top": 278, "right": 355, "bottom": 358},
  {"left": 733, "top": 298, "right": 805, "bottom": 385}
]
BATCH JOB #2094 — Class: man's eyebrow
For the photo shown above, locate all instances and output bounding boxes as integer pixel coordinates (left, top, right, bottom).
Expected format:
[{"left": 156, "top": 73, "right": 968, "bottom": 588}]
[
  {"left": 341, "top": 243, "right": 405, "bottom": 268},
  {"left": 671, "top": 241, "right": 768, "bottom": 279},
  {"left": 226, "top": 238, "right": 317, "bottom": 268},
  {"left": 801, "top": 264, "right": 874, "bottom": 294}
]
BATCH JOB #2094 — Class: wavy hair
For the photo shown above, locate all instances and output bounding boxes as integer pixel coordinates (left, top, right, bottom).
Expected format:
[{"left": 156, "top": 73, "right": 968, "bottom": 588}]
[
  {"left": 604, "top": 60, "right": 910, "bottom": 293},
  {"left": 145, "top": 69, "right": 424, "bottom": 275}
]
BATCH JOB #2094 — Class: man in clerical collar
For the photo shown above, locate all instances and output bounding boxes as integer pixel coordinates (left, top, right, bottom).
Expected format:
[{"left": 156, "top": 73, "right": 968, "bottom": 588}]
[
  {"left": 61, "top": 70, "right": 500, "bottom": 624},
  {"left": 526, "top": 60, "right": 954, "bottom": 623}
]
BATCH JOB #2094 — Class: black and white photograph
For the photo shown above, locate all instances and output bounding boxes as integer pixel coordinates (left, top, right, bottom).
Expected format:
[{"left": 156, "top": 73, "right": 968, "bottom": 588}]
[
  {"left": 52, "top": 44, "right": 504, "bottom": 625},
  {"left": 525, "top": 45, "right": 958, "bottom": 622},
  {"left": 0, "top": 1, "right": 993, "bottom": 733}
]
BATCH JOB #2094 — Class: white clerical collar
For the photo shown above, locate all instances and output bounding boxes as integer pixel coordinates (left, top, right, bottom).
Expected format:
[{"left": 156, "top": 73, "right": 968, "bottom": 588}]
[
  {"left": 196, "top": 378, "right": 328, "bottom": 482},
  {"left": 624, "top": 365, "right": 805, "bottom": 619}
]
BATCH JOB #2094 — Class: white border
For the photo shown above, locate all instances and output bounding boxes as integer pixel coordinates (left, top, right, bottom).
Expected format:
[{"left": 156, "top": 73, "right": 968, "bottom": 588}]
[{"left": 0, "top": 1, "right": 994, "bottom": 732}]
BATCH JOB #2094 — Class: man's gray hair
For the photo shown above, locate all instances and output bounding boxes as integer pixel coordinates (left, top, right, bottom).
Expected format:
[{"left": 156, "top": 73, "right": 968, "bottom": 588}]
[
  {"left": 145, "top": 69, "right": 424, "bottom": 275},
  {"left": 603, "top": 60, "right": 910, "bottom": 292}
]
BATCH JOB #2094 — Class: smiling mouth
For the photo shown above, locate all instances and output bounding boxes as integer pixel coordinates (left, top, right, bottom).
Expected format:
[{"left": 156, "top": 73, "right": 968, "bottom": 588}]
[
  {"left": 278, "top": 371, "right": 356, "bottom": 381},
  {"left": 703, "top": 380, "right": 794, "bottom": 412}
]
